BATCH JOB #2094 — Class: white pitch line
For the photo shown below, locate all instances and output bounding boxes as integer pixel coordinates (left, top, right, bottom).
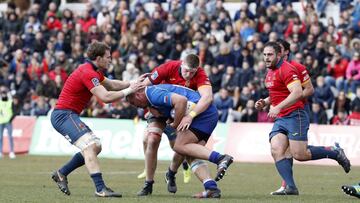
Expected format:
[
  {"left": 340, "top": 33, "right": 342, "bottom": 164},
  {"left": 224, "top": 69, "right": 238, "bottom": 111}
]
[{"left": 7, "top": 170, "right": 168, "bottom": 175}]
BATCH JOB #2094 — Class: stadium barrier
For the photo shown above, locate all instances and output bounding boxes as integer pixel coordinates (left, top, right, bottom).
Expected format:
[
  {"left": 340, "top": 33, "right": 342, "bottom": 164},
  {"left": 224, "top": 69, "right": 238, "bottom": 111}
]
[
  {"left": 2, "top": 116, "right": 36, "bottom": 154},
  {"left": 26, "top": 116, "right": 360, "bottom": 166}
]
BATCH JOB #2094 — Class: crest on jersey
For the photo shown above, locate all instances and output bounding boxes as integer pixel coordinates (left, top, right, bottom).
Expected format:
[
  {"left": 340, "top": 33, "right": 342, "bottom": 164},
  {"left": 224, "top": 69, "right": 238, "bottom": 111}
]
[
  {"left": 91, "top": 78, "right": 100, "bottom": 87},
  {"left": 151, "top": 71, "right": 159, "bottom": 80}
]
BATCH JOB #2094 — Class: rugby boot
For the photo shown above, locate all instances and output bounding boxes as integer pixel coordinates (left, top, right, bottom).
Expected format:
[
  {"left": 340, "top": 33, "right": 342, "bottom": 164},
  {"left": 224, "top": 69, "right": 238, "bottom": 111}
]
[
  {"left": 95, "top": 187, "right": 122, "bottom": 197},
  {"left": 165, "top": 171, "right": 177, "bottom": 193},
  {"left": 192, "top": 188, "right": 221, "bottom": 198},
  {"left": 334, "top": 142, "right": 351, "bottom": 173},
  {"left": 51, "top": 170, "right": 70, "bottom": 195},
  {"left": 215, "top": 154, "right": 234, "bottom": 181}
]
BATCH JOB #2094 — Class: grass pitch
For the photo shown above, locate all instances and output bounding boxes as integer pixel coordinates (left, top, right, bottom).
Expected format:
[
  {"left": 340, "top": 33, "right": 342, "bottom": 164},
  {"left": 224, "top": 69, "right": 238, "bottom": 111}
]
[{"left": 0, "top": 155, "right": 359, "bottom": 203}]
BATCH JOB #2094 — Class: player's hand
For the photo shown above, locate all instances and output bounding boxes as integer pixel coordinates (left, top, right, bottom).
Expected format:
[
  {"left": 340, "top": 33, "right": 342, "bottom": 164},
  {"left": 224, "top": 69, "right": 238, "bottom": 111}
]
[
  {"left": 255, "top": 99, "right": 266, "bottom": 110},
  {"left": 129, "top": 80, "right": 145, "bottom": 91},
  {"left": 268, "top": 105, "right": 280, "bottom": 118},
  {"left": 177, "top": 115, "right": 193, "bottom": 131},
  {"left": 137, "top": 73, "right": 151, "bottom": 83}
]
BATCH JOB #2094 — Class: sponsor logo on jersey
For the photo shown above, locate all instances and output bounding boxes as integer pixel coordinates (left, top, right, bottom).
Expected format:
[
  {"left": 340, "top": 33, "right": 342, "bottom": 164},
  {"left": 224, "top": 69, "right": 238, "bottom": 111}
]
[
  {"left": 151, "top": 71, "right": 159, "bottom": 80},
  {"left": 91, "top": 78, "right": 100, "bottom": 87}
]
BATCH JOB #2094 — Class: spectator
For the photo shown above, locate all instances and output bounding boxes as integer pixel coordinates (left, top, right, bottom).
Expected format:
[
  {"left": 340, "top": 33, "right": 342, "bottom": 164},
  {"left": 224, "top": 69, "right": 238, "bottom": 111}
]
[
  {"left": 309, "top": 102, "right": 328, "bottom": 124},
  {"left": 209, "top": 65, "right": 222, "bottom": 93},
  {"left": 331, "top": 109, "right": 349, "bottom": 125},
  {"left": 36, "top": 74, "right": 57, "bottom": 99},
  {"left": 214, "top": 88, "right": 233, "bottom": 123},
  {"left": 240, "top": 99, "right": 257, "bottom": 122},
  {"left": 351, "top": 86, "right": 360, "bottom": 112},
  {"left": 325, "top": 50, "right": 349, "bottom": 92},
  {"left": 0, "top": 86, "right": 16, "bottom": 159},
  {"left": 345, "top": 52, "right": 360, "bottom": 94},
  {"left": 313, "top": 76, "right": 334, "bottom": 110},
  {"left": 221, "top": 66, "right": 238, "bottom": 94}
]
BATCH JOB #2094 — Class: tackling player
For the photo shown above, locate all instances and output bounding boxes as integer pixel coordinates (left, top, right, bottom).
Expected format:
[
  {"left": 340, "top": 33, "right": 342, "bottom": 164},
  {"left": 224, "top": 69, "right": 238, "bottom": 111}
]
[{"left": 50, "top": 41, "right": 145, "bottom": 197}]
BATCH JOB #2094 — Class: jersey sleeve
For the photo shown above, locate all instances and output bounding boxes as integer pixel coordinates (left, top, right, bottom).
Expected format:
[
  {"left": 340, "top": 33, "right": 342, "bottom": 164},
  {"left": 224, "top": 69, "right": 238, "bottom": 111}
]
[
  {"left": 291, "top": 61, "right": 310, "bottom": 85},
  {"left": 281, "top": 65, "right": 300, "bottom": 88},
  {"left": 81, "top": 70, "right": 104, "bottom": 91},
  {"left": 149, "top": 62, "right": 173, "bottom": 85},
  {"left": 146, "top": 86, "right": 173, "bottom": 107},
  {"left": 195, "top": 68, "right": 211, "bottom": 88}
]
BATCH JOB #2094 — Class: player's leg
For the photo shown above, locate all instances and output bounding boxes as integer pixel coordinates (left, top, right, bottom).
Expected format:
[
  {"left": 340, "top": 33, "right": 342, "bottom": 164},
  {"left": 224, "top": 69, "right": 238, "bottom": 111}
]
[
  {"left": 271, "top": 146, "right": 291, "bottom": 194},
  {"left": 75, "top": 131, "right": 121, "bottom": 197},
  {"left": 187, "top": 141, "right": 221, "bottom": 198},
  {"left": 137, "top": 120, "right": 166, "bottom": 196},
  {"left": 288, "top": 109, "right": 350, "bottom": 173},
  {"left": 270, "top": 131, "right": 298, "bottom": 195},
  {"left": 173, "top": 128, "right": 233, "bottom": 182},
  {"left": 137, "top": 130, "right": 147, "bottom": 179}
]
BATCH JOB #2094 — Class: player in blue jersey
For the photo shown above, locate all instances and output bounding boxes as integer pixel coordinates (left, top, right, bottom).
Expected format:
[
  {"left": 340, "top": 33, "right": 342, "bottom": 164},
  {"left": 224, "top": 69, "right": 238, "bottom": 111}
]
[{"left": 127, "top": 84, "right": 234, "bottom": 198}]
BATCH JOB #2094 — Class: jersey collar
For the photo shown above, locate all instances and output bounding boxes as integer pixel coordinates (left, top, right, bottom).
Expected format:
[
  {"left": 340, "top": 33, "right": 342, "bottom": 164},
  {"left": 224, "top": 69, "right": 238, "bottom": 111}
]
[
  {"left": 275, "top": 58, "right": 284, "bottom": 69},
  {"left": 85, "top": 59, "right": 100, "bottom": 71}
]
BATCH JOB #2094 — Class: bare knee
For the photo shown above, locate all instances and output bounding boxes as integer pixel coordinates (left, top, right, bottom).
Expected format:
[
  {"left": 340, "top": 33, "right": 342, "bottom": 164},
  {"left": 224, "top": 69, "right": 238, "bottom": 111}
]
[
  {"left": 173, "top": 142, "right": 185, "bottom": 155},
  {"left": 147, "top": 133, "right": 161, "bottom": 151},
  {"left": 271, "top": 145, "right": 286, "bottom": 160},
  {"left": 292, "top": 151, "right": 308, "bottom": 161}
]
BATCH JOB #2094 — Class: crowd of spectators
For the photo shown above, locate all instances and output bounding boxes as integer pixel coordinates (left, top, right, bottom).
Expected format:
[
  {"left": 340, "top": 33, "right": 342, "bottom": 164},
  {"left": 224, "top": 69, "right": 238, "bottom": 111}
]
[{"left": 0, "top": 0, "right": 359, "bottom": 125}]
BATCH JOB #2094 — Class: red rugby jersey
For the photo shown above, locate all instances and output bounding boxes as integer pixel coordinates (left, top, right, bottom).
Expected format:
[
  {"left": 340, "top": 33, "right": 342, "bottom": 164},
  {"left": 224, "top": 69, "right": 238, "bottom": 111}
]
[
  {"left": 56, "top": 62, "right": 105, "bottom": 114},
  {"left": 148, "top": 60, "right": 211, "bottom": 90},
  {"left": 265, "top": 60, "right": 304, "bottom": 117}
]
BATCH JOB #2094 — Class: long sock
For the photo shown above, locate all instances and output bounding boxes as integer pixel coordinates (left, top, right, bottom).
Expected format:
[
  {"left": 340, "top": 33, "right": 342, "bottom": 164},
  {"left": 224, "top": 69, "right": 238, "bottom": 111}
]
[
  {"left": 281, "top": 158, "right": 293, "bottom": 187},
  {"left": 275, "top": 158, "right": 296, "bottom": 189},
  {"left": 208, "top": 151, "right": 222, "bottom": 164},
  {"left": 182, "top": 161, "right": 189, "bottom": 170},
  {"left": 203, "top": 179, "right": 218, "bottom": 190},
  {"left": 90, "top": 173, "right": 106, "bottom": 192},
  {"left": 59, "top": 152, "right": 85, "bottom": 176},
  {"left": 308, "top": 145, "right": 338, "bottom": 160}
]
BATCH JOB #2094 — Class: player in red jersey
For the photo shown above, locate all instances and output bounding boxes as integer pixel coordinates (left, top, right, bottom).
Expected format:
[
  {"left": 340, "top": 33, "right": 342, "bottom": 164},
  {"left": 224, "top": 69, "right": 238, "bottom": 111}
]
[
  {"left": 271, "top": 39, "right": 315, "bottom": 194},
  {"left": 50, "top": 41, "right": 145, "bottom": 197},
  {"left": 136, "top": 54, "right": 214, "bottom": 196},
  {"left": 255, "top": 42, "right": 350, "bottom": 195}
]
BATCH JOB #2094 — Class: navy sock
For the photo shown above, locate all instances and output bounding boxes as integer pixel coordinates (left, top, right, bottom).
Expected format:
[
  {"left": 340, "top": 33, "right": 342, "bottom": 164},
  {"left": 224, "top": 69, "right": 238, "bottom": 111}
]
[
  {"left": 308, "top": 145, "right": 338, "bottom": 160},
  {"left": 182, "top": 162, "right": 189, "bottom": 170},
  {"left": 203, "top": 179, "right": 218, "bottom": 190},
  {"left": 90, "top": 173, "right": 106, "bottom": 192},
  {"left": 275, "top": 158, "right": 296, "bottom": 189},
  {"left": 59, "top": 152, "right": 85, "bottom": 176},
  {"left": 208, "top": 151, "right": 222, "bottom": 164},
  {"left": 145, "top": 180, "right": 154, "bottom": 185},
  {"left": 168, "top": 167, "right": 177, "bottom": 177}
]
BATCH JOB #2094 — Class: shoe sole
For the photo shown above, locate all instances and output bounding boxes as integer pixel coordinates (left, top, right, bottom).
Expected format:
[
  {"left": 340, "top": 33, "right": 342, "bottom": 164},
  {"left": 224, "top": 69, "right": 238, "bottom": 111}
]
[
  {"left": 215, "top": 157, "right": 234, "bottom": 181},
  {"left": 51, "top": 172, "right": 70, "bottom": 196}
]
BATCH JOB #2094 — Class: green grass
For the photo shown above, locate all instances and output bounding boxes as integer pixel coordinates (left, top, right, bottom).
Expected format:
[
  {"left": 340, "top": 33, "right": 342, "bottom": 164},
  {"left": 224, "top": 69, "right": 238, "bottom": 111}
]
[{"left": 0, "top": 155, "right": 359, "bottom": 202}]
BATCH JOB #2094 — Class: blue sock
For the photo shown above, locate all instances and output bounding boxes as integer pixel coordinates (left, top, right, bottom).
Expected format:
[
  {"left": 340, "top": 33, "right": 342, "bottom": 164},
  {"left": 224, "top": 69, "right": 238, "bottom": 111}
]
[
  {"left": 203, "top": 179, "right": 218, "bottom": 190},
  {"left": 275, "top": 158, "right": 296, "bottom": 189},
  {"left": 308, "top": 145, "right": 338, "bottom": 160},
  {"left": 208, "top": 151, "right": 222, "bottom": 164},
  {"left": 90, "top": 173, "right": 106, "bottom": 192},
  {"left": 59, "top": 152, "right": 85, "bottom": 176}
]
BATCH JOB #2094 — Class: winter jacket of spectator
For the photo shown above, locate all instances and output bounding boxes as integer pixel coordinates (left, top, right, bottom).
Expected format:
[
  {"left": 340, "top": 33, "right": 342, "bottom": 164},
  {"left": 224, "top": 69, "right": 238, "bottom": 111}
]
[
  {"left": 309, "top": 110, "right": 328, "bottom": 124},
  {"left": 209, "top": 72, "right": 222, "bottom": 93},
  {"left": 214, "top": 96, "right": 233, "bottom": 123},
  {"left": 313, "top": 84, "right": 334, "bottom": 108},
  {"left": 346, "top": 59, "right": 360, "bottom": 80},
  {"left": 348, "top": 112, "right": 360, "bottom": 125},
  {"left": 78, "top": 16, "right": 97, "bottom": 33},
  {"left": 327, "top": 59, "right": 349, "bottom": 79},
  {"left": 351, "top": 97, "right": 360, "bottom": 112},
  {"left": 36, "top": 80, "right": 58, "bottom": 99}
]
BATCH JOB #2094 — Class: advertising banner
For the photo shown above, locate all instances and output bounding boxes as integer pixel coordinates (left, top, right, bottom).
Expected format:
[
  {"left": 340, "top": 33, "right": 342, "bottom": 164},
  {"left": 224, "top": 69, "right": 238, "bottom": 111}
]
[{"left": 1, "top": 116, "right": 36, "bottom": 154}]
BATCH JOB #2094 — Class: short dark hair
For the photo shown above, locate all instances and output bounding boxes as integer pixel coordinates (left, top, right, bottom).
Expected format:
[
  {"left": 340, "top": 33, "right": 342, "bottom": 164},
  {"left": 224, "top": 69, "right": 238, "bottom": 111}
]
[
  {"left": 184, "top": 54, "right": 200, "bottom": 69},
  {"left": 86, "top": 41, "right": 110, "bottom": 60},
  {"left": 264, "top": 41, "right": 281, "bottom": 54},
  {"left": 276, "top": 39, "right": 290, "bottom": 52}
]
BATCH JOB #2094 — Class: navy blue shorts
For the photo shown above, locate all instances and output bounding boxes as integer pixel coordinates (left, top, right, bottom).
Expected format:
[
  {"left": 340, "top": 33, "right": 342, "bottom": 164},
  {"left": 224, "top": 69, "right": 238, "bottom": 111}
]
[
  {"left": 51, "top": 109, "right": 91, "bottom": 144},
  {"left": 269, "top": 109, "right": 309, "bottom": 141}
]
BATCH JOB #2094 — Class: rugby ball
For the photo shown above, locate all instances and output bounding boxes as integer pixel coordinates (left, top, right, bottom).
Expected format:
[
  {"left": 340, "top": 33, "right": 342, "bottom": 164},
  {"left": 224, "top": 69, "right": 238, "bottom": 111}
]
[{"left": 170, "top": 101, "right": 196, "bottom": 118}]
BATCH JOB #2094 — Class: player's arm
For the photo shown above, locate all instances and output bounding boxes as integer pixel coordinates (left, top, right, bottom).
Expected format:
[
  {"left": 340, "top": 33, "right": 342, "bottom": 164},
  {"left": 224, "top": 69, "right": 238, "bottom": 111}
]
[
  {"left": 268, "top": 80, "right": 302, "bottom": 118},
  {"left": 101, "top": 77, "right": 130, "bottom": 91},
  {"left": 190, "top": 85, "right": 213, "bottom": 116},
  {"left": 255, "top": 97, "right": 270, "bottom": 110},
  {"left": 90, "top": 85, "right": 136, "bottom": 103},
  {"left": 169, "top": 94, "right": 187, "bottom": 130},
  {"left": 301, "top": 79, "right": 314, "bottom": 98}
]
